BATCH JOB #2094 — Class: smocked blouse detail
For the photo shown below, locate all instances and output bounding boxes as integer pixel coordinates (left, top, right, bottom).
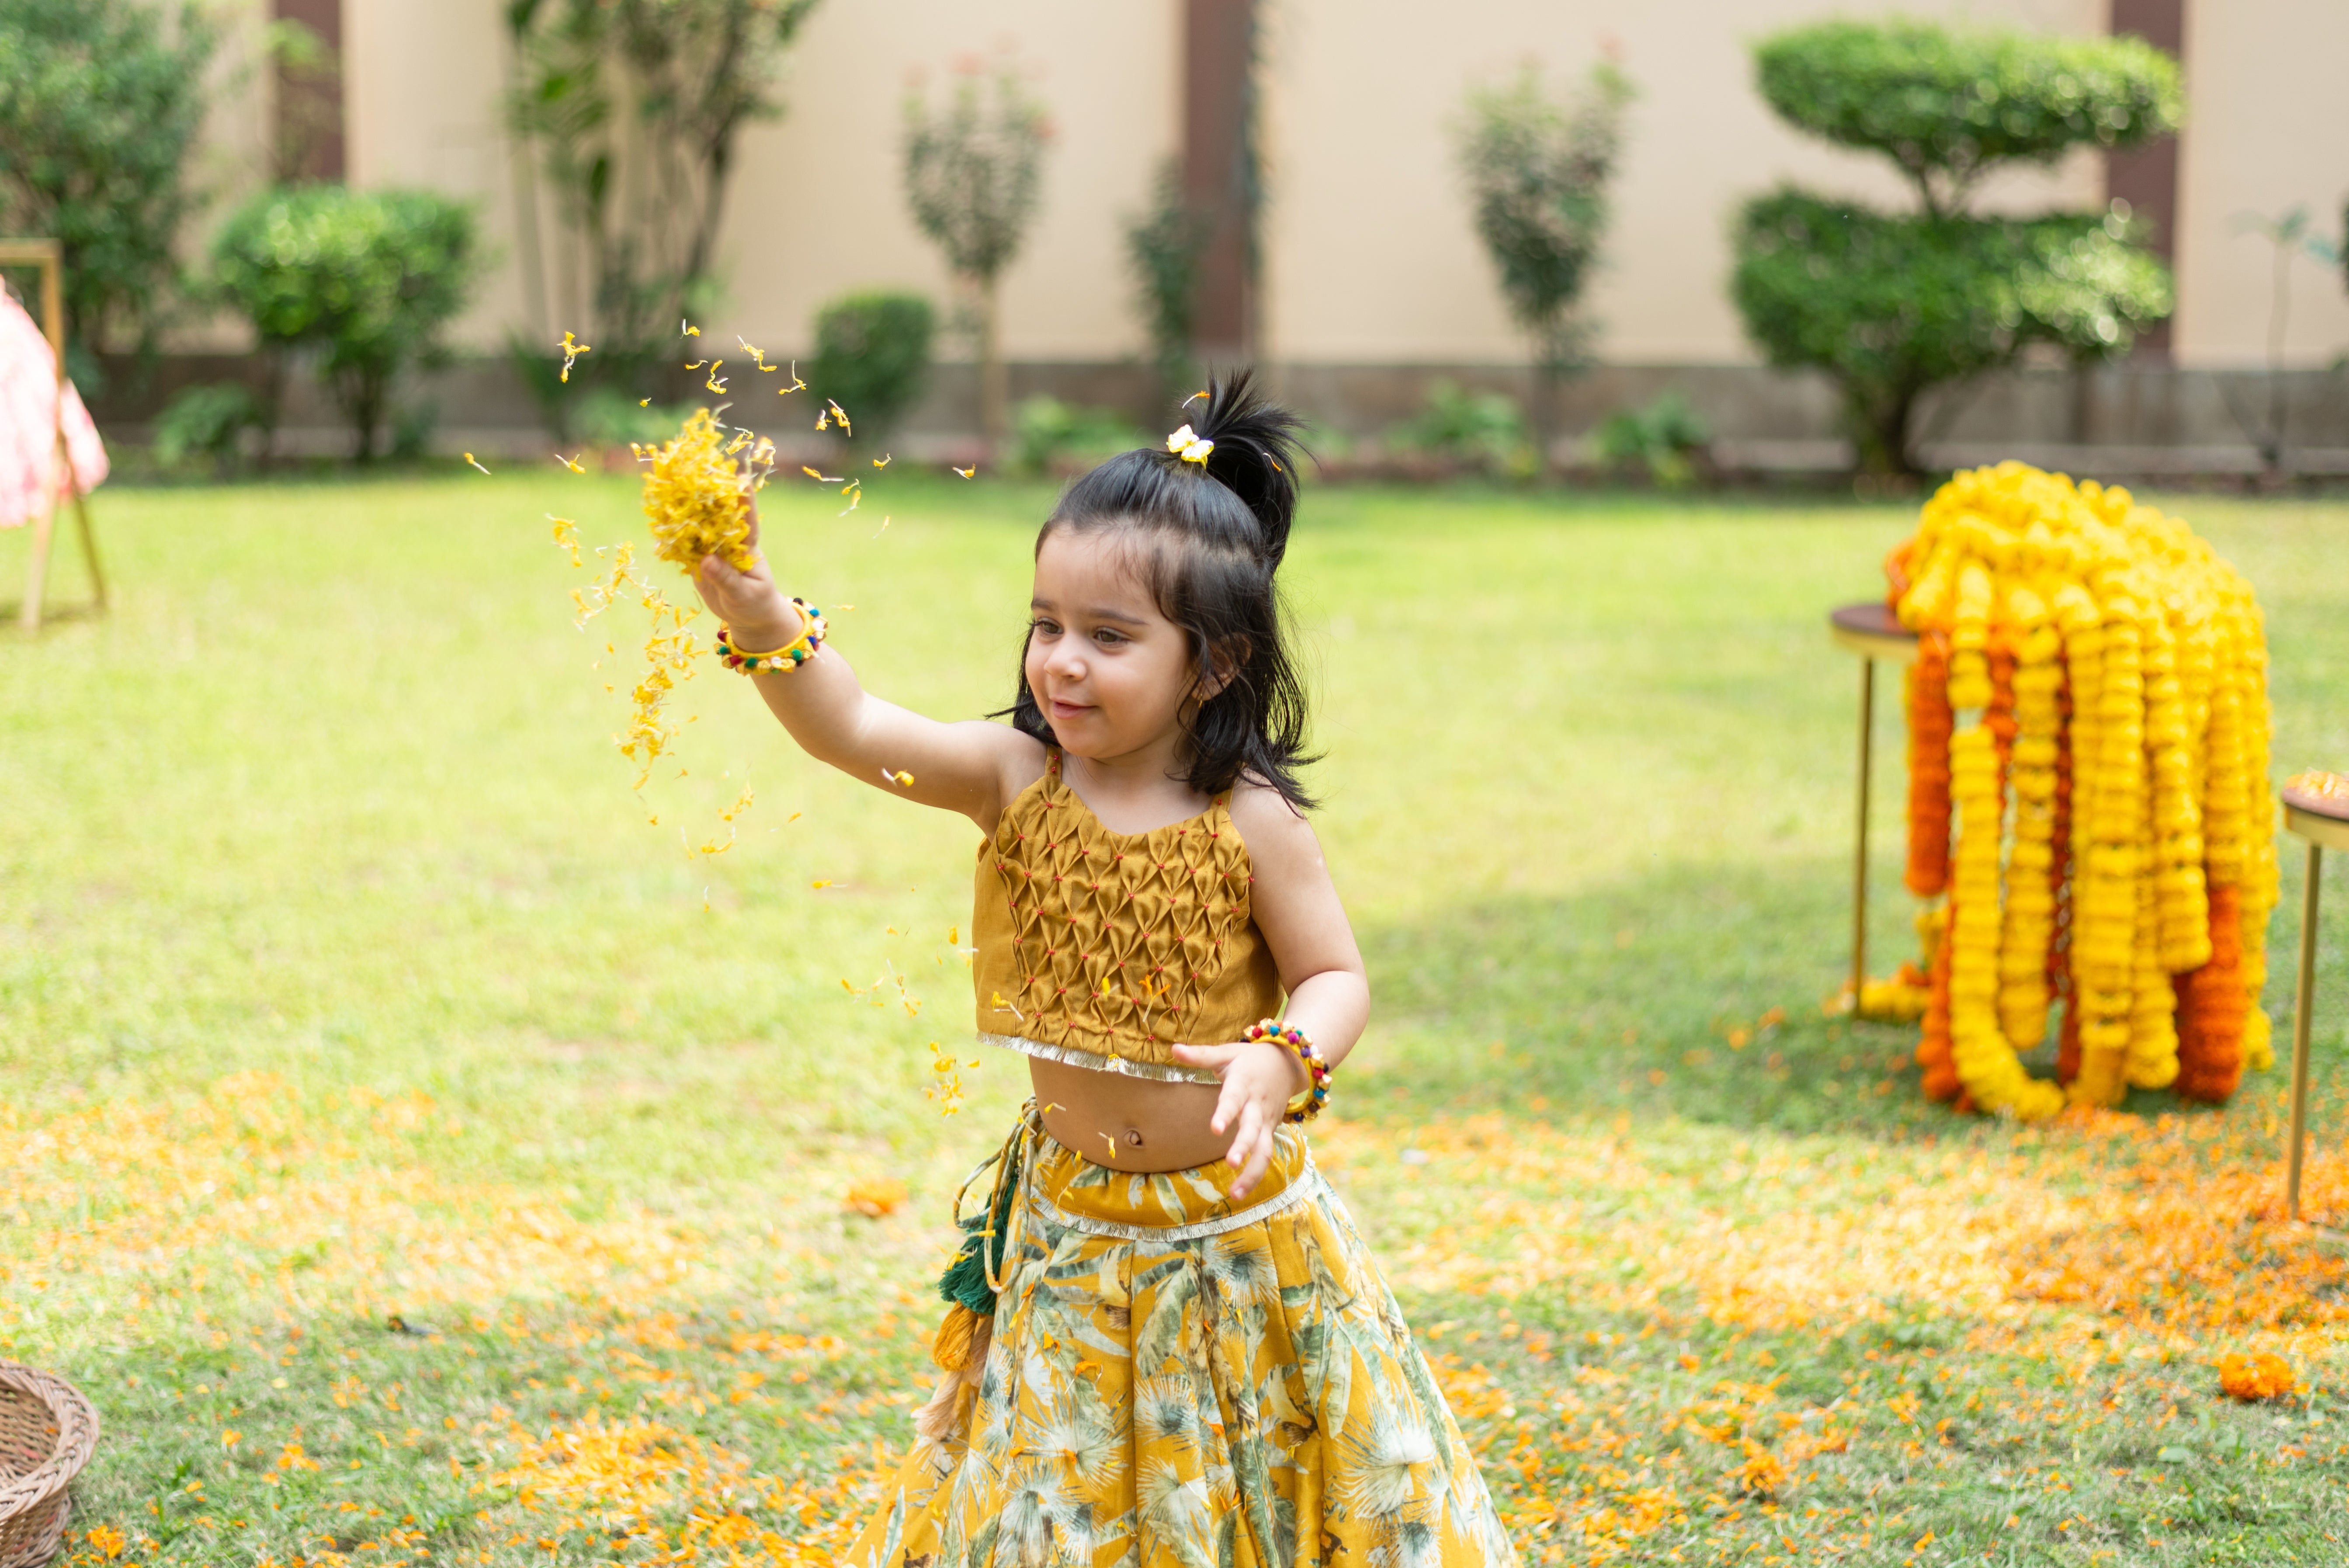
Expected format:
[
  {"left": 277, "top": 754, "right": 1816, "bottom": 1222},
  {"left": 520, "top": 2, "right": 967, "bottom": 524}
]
[{"left": 970, "top": 753, "right": 1283, "bottom": 1082}]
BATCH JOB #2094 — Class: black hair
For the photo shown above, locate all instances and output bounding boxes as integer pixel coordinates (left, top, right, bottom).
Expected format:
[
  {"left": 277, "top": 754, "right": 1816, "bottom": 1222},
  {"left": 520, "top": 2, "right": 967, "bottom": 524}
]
[{"left": 1001, "top": 368, "right": 1318, "bottom": 808}]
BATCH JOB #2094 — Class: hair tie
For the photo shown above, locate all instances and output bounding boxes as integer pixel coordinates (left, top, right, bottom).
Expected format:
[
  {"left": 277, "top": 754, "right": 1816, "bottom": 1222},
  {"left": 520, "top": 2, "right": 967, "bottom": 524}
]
[{"left": 1165, "top": 424, "right": 1214, "bottom": 465}]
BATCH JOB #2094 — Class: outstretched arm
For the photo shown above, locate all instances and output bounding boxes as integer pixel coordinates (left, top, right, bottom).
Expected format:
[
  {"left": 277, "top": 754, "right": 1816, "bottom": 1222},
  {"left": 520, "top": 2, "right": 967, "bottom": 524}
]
[{"left": 693, "top": 495, "right": 1039, "bottom": 830}]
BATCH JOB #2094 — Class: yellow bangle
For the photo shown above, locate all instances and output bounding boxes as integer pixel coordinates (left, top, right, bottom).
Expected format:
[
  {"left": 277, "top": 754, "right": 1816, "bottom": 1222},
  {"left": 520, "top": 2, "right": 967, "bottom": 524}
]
[{"left": 718, "top": 600, "right": 826, "bottom": 673}]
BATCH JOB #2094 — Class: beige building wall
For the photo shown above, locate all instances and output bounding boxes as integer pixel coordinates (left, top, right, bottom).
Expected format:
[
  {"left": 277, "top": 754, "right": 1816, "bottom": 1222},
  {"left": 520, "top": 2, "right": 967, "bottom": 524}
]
[
  {"left": 1261, "top": 0, "right": 2104, "bottom": 368},
  {"left": 343, "top": 0, "right": 1179, "bottom": 364},
  {"left": 2172, "top": 0, "right": 2349, "bottom": 368},
  {"left": 187, "top": 0, "right": 2349, "bottom": 371}
]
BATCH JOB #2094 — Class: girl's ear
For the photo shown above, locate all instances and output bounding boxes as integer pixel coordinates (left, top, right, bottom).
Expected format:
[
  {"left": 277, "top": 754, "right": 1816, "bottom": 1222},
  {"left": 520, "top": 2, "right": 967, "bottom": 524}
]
[{"left": 1196, "top": 635, "right": 1251, "bottom": 701}]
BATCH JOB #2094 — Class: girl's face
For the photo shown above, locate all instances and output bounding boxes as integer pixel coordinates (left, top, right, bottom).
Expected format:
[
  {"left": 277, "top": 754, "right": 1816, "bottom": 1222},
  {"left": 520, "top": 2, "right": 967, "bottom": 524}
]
[{"left": 1026, "top": 528, "right": 1197, "bottom": 764}]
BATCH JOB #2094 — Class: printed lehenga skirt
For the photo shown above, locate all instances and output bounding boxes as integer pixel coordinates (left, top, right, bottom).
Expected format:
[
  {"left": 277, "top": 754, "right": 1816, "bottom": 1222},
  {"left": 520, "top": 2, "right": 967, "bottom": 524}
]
[{"left": 842, "top": 1110, "right": 1517, "bottom": 1568}]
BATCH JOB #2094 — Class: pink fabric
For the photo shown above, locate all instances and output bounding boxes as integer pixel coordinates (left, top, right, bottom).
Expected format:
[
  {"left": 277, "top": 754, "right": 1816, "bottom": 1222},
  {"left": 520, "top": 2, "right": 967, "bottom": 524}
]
[{"left": 0, "top": 288, "right": 107, "bottom": 529}]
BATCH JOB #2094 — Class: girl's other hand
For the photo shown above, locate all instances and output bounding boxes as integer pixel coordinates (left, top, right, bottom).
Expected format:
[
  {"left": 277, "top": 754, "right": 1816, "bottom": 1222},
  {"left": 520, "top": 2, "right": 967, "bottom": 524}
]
[
  {"left": 692, "top": 492, "right": 798, "bottom": 646},
  {"left": 1169, "top": 1038, "right": 1310, "bottom": 1199}
]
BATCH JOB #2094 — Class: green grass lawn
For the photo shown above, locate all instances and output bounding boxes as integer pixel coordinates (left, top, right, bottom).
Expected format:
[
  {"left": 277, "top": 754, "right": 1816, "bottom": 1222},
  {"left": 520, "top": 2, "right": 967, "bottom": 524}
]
[{"left": 2, "top": 471, "right": 2346, "bottom": 1567}]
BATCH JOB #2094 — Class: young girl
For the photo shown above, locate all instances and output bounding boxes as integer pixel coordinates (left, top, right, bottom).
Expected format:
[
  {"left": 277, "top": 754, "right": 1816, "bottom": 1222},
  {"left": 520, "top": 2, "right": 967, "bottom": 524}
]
[{"left": 693, "top": 374, "right": 1516, "bottom": 1568}]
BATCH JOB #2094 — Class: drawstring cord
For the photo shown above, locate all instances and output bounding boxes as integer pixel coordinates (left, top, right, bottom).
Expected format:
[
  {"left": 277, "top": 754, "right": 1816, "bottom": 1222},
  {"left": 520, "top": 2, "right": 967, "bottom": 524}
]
[{"left": 951, "top": 1098, "right": 1043, "bottom": 1297}]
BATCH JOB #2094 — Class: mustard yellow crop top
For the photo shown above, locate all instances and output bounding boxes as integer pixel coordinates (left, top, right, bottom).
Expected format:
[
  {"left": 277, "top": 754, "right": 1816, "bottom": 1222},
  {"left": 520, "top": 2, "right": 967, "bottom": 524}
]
[{"left": 971, "top": 751, "right": 1283, "bottom": 1084}]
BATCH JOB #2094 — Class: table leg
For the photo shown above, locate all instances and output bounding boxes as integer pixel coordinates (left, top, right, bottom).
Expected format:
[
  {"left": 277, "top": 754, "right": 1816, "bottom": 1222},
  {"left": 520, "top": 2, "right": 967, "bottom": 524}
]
[
  {"left": 19, "top": 501, "right": 52, "bottom": 634},
  {"left": 71, "top": 489, "right": 104, "bottom": 612},
  {"left": 1851, "top": 658, "right": 1875, "bottom": 1007},
  {"left": 2287, "top": 841, "right": 2322, "bottom": 1222}
]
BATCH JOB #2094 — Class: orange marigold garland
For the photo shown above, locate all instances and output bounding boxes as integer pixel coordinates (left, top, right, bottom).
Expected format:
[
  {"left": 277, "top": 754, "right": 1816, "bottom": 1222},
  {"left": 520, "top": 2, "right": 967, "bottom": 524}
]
[
  {"left": 1919, "top": 896, "right": 1959, "bottom": 1103},
  {"left": 2235, "top": 624, "right": 2280, "bottom": 1072},
  {"left": 1904, "top": 635, "right": 1953, "bottom": 898},
  {"left": 1885, "top": 463, "right": 2274, "bottom": 1118},
  {"left": 2175, "top": 880, "right": 2247, "bottom": 1102}
]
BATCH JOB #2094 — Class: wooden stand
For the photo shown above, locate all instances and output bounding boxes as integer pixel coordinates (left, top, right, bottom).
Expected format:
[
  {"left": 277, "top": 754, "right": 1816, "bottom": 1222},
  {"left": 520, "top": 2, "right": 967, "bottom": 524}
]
[
  {"left": 0, "top": 238, "right": 105, "bottom": 633},
  {"left": 2282, "top": 780, "right": 2349, "bottom": 1223},
  {"left": 1829, "top": 604, "right": 1920, "bottom": 1005}
]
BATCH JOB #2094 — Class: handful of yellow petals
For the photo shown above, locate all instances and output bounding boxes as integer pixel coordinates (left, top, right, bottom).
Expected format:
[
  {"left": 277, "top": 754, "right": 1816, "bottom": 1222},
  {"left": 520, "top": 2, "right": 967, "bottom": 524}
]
[{"left": 634, "top": 407, "right": 771, "bottom": 576}]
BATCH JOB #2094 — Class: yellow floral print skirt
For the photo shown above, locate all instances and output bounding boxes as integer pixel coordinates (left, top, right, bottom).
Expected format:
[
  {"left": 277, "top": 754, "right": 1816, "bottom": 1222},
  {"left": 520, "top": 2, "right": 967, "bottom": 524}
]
[{"left": 843, "top": 1112, "right": 1516, "bottom": 1568}]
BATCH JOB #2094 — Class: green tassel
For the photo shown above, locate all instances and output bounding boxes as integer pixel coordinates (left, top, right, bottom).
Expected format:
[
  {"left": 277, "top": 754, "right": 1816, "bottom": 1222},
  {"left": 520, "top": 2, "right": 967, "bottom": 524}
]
[{"left": 937, "top": 1143, "right": 1020, "bottom": 1317}]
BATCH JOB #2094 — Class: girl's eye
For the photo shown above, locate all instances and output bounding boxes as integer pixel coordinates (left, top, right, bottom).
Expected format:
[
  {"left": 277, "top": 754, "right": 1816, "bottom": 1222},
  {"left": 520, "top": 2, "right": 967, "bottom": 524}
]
[
  {"left": 1030, "top": 618, "right": 1061, "bottom": 638},
  {"left": 1092, "top": 628, "right": 1127, "bottom": 647}
]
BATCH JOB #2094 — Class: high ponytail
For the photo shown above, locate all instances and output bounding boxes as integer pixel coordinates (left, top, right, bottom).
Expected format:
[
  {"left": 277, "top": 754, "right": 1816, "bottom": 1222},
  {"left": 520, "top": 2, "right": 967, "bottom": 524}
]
[
  {"left": 1001, "top": 369, "right": 1319, "bottom": 808},
  {"left": 1186, "top": 370, "right": 1303, "bottom": 569}
]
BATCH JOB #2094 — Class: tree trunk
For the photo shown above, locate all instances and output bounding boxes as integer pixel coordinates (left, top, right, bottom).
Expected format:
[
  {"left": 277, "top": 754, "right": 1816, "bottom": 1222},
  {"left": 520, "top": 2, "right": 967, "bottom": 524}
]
[
  {"left": 259, "top": 347, "right": 289, "bottom": 472},
  {"left": 346, "top": 367, "right": 387, "bottom": 464},
  {"left": 1849, "top": 382, "right": 1920, "bottom": 478},
  {"left": 1530, "top": 359, "right": 1562, "bottom": 475},
  {"left": 978, "top": 275, "right": 1008, "bottom": 458}
]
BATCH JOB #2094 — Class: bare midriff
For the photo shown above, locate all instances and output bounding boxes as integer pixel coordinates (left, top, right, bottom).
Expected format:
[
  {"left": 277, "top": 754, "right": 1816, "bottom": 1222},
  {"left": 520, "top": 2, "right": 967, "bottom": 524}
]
[{"left": 1029, "top": 1057, "right": 1234, "bottom": 1173}]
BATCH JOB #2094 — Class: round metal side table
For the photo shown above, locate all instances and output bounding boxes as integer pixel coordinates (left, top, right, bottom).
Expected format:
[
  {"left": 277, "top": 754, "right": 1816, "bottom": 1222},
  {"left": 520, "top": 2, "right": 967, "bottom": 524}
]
[
  {"left": 2283, "top": 777, "right": 2349, "bottom": 1222},
  {"left": 1829, "top": 603, "right": 1920, "bottom": 1004}
]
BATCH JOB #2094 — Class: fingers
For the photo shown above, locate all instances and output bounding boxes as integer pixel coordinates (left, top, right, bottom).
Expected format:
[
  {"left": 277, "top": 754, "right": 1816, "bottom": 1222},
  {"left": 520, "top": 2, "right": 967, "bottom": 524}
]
[
  {"left": 1224, "top": 1100, "right": 1263, "bottom": 1171},
  {"left": 1169, "top": 1042, "right": 1241, "bottom": 1070},
  {"left": 1226, "top": 1104, "right": 1273, "bottom": 1199},
  {"left": 1234, "top": 1138, "right": 1272, "bottom": 1199},
  {"left": 1208, "top": 1073, "right": 1246, "bottom": 1137}
]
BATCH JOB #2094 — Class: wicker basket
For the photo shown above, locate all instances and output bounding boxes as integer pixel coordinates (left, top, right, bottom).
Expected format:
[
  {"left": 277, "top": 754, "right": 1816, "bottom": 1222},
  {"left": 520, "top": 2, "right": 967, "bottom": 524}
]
[{"left": 0, "top": 1365, "right": 97, "bottom": 1568}]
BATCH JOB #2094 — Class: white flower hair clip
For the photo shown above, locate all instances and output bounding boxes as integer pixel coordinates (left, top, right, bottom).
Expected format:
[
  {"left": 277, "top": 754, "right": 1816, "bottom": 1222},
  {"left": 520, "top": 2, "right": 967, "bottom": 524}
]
[{"left": 1165, "top": 423, "right": 1214, "bottom": 464}]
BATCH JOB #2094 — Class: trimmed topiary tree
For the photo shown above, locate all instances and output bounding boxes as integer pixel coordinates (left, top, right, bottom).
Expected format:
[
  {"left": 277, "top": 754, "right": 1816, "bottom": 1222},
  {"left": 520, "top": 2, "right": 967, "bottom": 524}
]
[{"left": 1732, "top": 21, "right": 2181, "bottom": 475}]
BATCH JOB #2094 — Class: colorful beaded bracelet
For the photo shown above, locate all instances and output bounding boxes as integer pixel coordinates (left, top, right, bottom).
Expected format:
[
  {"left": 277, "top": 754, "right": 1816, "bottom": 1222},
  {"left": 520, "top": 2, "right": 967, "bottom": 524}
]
[
  {"left": 1244, "top": 1018, "right": 1331, "bottom": 1124},
  {"left": 718, "top": 599, "right": 826, "bottom": 673}
]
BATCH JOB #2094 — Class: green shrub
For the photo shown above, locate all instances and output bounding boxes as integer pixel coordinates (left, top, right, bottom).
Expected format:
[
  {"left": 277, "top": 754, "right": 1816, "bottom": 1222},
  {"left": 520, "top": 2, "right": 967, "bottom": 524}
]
[
  {"left": 574, "top": 388, "right": 695, "bottom": 448},
  {"left": 809, "top": 290, "right": 935, "bottom": 446},
  {"left": 390, "top": 399, "right": 439, "bottom": 462},
  {"left": 1734, "top": 192, "right": 2170, "bottom": 473},
  {"left": 1454, "top": 63, "right": 1633, "bottom": 375},
  {"left": 1454, "top": 61, "right": 1633, "bottom": 459},
  {"left": 1010, "top": 396, "right": 1147, "bottom": 476},
  {"left": 1594, "top": 392, "right": 1711, "bottom": 489},
  {"left": 0, "top": 0, "right": 219, "bottom": 387},
  {"left": 152, "top": 382, "right": 262, "bottom": 476},
  {"left": 1733, "top": 19, "right": 2182, "bottom": 474},
  {"left": 212, "top": 185, "right": 481, "bottom": 463},
  {"left": 1388, "top": 381, "right": 1537, "bottom": 478}
]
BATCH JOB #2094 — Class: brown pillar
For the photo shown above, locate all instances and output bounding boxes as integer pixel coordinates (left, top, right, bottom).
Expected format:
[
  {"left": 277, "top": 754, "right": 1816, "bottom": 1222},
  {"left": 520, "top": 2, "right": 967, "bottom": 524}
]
[
  {"left": 1184, "top": 0, "right": 1256, "bottom": 364},
  {"left": 273, "top": 0, "right": 346, "bottom": 183},
  {"left": 2108, "top": 0, "right": 2182, "bottom": 360}
]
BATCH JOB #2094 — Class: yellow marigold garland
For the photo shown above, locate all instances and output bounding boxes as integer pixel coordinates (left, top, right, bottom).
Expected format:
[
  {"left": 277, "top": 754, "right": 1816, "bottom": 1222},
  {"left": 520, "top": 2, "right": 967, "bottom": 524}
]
[
  {"left": 1890, "top": 463, "right": 2274, "bottom": 1118},
  {"left": 1996, "top": 607, "right": 2061, "bottom": 1052}
]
